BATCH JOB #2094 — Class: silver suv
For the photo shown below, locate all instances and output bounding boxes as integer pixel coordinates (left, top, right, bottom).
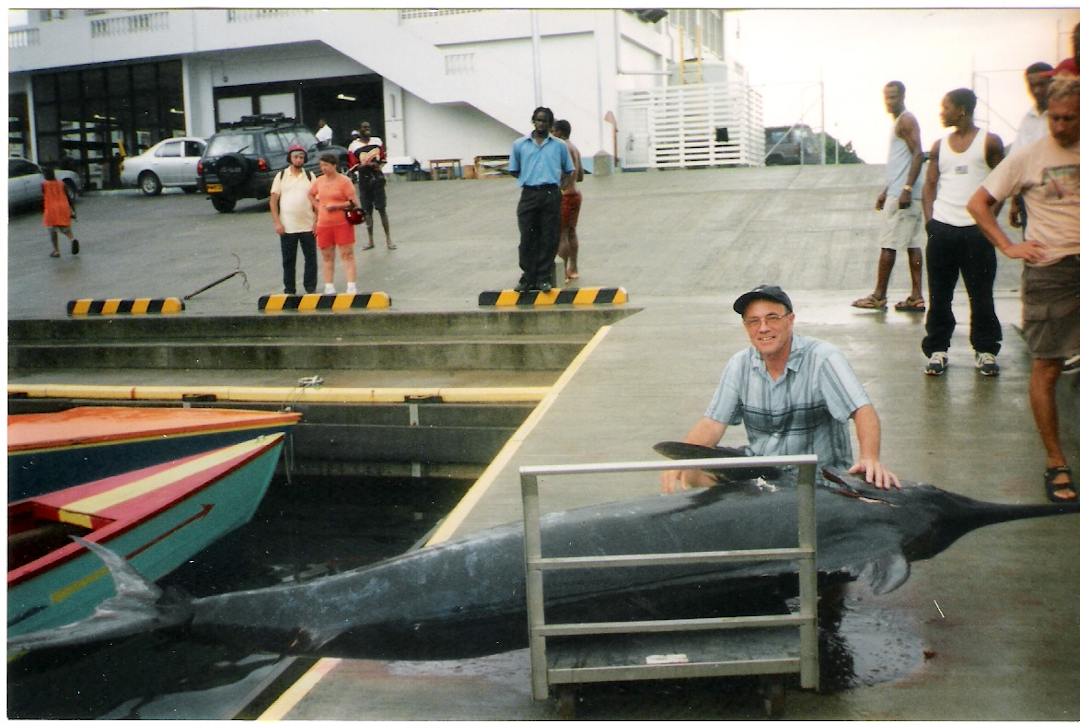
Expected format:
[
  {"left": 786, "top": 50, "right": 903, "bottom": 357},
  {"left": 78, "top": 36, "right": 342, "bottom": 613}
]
[{"left": 764, "top": 125, "right": 819, "bottom": 166}]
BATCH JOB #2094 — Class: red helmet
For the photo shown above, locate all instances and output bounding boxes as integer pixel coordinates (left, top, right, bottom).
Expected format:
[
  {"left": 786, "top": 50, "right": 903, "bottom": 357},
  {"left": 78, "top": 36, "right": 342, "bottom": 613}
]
[{"left": 288, "top": 144, "right": 307, "bottom": 160}]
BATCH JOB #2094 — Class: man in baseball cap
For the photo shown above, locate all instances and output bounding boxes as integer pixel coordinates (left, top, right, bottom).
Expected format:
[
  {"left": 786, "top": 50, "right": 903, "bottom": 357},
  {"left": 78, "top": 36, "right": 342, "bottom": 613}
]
[{"left": 662, "top": 284, "right": 899, "bottom": 492}]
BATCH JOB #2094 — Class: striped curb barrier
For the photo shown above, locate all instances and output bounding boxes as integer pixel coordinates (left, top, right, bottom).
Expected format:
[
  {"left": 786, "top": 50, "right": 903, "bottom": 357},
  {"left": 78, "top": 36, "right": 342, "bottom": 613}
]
[
  {"left": 258, "top": 292, "right": 392, "bottom": 312},
  {"left": 478, "top": 287, "right": 627, "bottom": 307},
  {"left": 67, "top": 298, "right": 185, "bottom": 315}
]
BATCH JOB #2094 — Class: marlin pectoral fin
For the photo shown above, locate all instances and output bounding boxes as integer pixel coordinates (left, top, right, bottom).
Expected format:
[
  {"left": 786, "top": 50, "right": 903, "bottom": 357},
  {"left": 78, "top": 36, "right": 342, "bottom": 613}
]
[
  {"left": 852, "top": 551, "right": 911, "bottom": 595},
  {"left": 7, "top": 537, "right": 194, "bottom": 654}
]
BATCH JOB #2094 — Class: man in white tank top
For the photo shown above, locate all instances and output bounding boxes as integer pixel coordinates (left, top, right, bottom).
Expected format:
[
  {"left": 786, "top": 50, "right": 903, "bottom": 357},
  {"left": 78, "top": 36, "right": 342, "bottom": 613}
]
[
  {"left": 853, "top": 81, "right": 926, "bottom": 312},
  {"left": 920, "top": 88, "right": 1005, "bottom": 377}
]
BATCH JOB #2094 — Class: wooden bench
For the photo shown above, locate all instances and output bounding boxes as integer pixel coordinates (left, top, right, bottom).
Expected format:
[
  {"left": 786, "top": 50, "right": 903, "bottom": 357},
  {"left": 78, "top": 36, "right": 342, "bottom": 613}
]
[
  {"left": 474, "top": 155, "right": 511, "bottom": 179},
  {"left": 429, "top": 158, "right": 462, "bottom": 180}
]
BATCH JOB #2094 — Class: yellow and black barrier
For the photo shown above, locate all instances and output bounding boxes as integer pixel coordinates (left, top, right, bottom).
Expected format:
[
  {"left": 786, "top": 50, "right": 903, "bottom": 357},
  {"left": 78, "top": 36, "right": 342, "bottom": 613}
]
[
  {"left": 258, "top": 292, "right": 391, "bottom": 312},
  {"left": 67, "top": 298, "right": 185, "bottom": 316},
  {"left": 479, "top": 287, "right": 627, "bottom": 307}
]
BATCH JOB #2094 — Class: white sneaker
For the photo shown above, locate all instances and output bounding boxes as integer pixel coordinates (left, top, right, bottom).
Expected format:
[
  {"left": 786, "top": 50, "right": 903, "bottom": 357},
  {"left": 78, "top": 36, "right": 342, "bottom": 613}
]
[
  {"left": 346, "top": 283, "right": 357, "bottom": 294},
  {"left": 924, "top": 351, "right": 948, "bottom": 376},
  {"left": 1063, "top": 354, "right": 1080, "bottom": 376},
  {"left": 975, "top": 351, "right": 999, "bottom": 377},
  {"left": 324, "top": 284, "right": 337, "bottom": 295}
]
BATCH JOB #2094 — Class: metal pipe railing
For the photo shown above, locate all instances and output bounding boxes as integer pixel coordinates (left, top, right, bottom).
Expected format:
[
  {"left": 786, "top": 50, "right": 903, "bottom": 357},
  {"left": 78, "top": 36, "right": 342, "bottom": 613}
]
[{"left": 521, "top": 454, "right": 819, "bottom": 700}]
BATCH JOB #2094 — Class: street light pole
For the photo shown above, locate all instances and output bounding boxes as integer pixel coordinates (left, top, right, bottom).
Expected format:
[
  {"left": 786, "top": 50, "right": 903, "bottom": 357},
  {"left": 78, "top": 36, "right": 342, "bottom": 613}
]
[{"left": 532, "top": 11, "right": 543, "bottom": 107}]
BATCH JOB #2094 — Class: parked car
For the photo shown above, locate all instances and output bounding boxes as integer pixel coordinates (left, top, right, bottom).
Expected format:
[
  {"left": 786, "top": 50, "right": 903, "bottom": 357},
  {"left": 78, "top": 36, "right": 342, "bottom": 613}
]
[
  {"left": 764, "top": 124, "right": 820, "bottom": 166},
  {"left": 8, "top": 158, "right": 82, "bottom": 209},
  {"left": 197, "top": 114, "right": 348, "bottom": 213},
  {"left": 120, "top": 137, "right": 206, "bottom": 195}
]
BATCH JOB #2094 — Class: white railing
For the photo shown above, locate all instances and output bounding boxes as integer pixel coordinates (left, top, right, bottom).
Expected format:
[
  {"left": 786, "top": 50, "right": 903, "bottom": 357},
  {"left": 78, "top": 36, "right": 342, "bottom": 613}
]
[
  {"left": 521, "top": 454, "right": 819, "bottom": 701},
  {"left": 90, "top": 12, "right": 169, "bottom": 38},
  {"left": 399, "top": 9, "right": 486, "bottom": 20},
  {"left": 8, "top": 28, "right": 40, "bottom": 49},
  {"left": 226, "top": 9, "right": 315, "bottom": 23},
  {"left": 444, "top": 52, "right": 475, "bottom": 76},
  {"left": 619, "top": 81, "right": 765, "bottom": 169}
]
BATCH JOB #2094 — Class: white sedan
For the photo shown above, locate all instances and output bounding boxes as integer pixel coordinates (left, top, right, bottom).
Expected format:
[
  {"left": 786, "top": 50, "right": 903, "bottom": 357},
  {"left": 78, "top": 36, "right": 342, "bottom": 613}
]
[
  {"left": 120, "top": 137, "right": 206, "bottom": 196},
  {"left": 8, "top": 157, "right": 82, "bottom": 209}
]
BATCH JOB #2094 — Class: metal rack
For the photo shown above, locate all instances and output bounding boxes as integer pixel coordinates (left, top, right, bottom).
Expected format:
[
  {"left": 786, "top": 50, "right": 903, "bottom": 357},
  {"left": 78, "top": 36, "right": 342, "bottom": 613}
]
[{"left": 520, "top": 455, "right": 819, "bottom": 712}]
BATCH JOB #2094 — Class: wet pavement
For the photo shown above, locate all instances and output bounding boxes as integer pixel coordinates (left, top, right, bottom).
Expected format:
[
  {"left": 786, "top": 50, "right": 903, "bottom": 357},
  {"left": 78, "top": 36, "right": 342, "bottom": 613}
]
[{"left": 7, "top": 165, "right": 1078, "bottom": 719}]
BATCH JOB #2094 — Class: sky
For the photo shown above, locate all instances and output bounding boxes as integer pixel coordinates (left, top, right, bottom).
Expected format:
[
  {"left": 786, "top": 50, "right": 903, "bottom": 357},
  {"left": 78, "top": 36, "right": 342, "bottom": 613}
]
[{"left": 726, "top": 7, "right": 1080, "bottom": 164}]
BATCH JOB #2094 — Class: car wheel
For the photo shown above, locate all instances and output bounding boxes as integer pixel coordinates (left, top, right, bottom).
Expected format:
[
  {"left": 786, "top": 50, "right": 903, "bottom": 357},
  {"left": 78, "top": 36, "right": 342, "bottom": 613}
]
[
  {"left": 62, "top": 179, "right": 78, "bottom": 203},
  {"left": 210, "top": 195, "right": 237, "bottom": 213},
  {"left": 182, "top": 186, "right": 198, "bottom": 194},
  {"left": 215, "top": 153, "right": 252, "bottom": 191},
  {"left": 139, "top": 171, "right": 163, "bottom": 196}
]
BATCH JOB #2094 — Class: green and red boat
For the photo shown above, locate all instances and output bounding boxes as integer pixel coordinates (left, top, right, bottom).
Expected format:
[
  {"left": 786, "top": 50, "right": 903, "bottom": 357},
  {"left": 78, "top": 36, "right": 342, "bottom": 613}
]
[
  {"left": 8, "top": 434, "right": 286, "bottom": 637},
  {"left": 8, "top": 406, "right": 300, "bottom": 502}
]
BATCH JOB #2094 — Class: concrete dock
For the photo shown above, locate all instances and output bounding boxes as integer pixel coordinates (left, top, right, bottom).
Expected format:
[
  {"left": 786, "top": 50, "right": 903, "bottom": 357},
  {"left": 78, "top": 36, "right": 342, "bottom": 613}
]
[{"left": 7, "top": 164, "right": 1077, "bottom": 719}]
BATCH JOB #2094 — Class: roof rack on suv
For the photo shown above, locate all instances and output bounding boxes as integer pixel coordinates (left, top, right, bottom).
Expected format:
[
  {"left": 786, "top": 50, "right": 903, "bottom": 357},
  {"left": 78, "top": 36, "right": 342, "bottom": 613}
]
[{"left": 221, "top": 113, "right": 298, "bottom": 129}]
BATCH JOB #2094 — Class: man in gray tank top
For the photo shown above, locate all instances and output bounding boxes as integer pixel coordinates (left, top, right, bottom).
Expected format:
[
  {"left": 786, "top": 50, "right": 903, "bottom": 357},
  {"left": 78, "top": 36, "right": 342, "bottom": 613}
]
[{"left": 853, "top": 81, "right": 927, "bottom": 313}]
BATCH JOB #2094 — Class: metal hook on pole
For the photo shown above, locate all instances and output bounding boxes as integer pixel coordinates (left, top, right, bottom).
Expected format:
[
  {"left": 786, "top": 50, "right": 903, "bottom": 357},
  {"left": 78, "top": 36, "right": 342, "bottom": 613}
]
[{"left": 183, "top": 254, "right": 249, "bottom": 300}]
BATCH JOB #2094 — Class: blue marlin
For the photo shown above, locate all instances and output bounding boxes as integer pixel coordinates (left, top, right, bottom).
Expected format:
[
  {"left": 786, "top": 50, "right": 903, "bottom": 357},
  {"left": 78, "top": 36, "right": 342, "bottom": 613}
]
[{"left": 8, "top": 456, "right": 1077, "bottom": 661}]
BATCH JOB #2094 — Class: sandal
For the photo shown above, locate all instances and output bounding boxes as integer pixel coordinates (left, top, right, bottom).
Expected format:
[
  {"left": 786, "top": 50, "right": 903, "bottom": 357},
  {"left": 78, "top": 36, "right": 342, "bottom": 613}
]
[
  {"left": 1044, "top": 466, "right": 1079, "bottom": 503},
  {"left": 49, "top": 251, "right": 60, "bottom": 258},
  {"left": 852, "top": 294, "right": 887, "bottom": 310},
  {"left": 895, "top": 296, "right": 925, "bottom": 312}
]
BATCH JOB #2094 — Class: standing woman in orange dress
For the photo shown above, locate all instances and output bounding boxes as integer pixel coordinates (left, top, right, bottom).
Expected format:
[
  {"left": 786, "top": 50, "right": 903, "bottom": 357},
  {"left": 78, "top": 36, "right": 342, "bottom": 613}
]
[
  {"left": 307, "top": 152, "right": 360, "bottom": 294},
  {"left": 42, "top": 167, "right": 79, "bottom": 257}
]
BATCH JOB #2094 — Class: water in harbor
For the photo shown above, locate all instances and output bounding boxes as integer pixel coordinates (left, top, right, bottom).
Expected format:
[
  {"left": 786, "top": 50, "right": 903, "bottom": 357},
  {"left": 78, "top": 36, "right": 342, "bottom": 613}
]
[{"left": 6, "top": 472, "right": 472, "bottom": 719}]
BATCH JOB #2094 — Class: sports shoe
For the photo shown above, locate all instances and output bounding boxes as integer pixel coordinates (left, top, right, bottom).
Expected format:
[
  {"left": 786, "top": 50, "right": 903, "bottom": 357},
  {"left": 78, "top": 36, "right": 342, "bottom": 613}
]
[
  {"left": 71, "top": 238, "right": 80, "bottom": 255},
  {"left": 324, "top": 283, "right": 337, "bottom": 295},
  {"left": 346, "top": 282, "right": 357, "bottom": 294},
  {"left": 1063, "top": 354, "right": 1080, "bottom": 376},
  {"left": 975, "top": 351, "right": 1000, "bottom": 377},
  {"left": 513, "top": 281, "right": 532, "bottom": 293},
  {"left": 538, "top": 281, "right": 552, "bottom": 293},
  {"left": 924, "top": 351, "right": 948, "bottom": 376}
]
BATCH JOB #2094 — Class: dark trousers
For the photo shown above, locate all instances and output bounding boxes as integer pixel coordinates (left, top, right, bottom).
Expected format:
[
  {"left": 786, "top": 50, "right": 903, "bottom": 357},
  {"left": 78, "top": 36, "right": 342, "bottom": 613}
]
[
  {"left": 280, "top": 231, "right": 318, "bottom": 294},
  {"left": 516, "top": 184, "right": 561, "bottom": 285},
  {"left": 921, "top": 219, "right": 1002, "bottom": 357}
]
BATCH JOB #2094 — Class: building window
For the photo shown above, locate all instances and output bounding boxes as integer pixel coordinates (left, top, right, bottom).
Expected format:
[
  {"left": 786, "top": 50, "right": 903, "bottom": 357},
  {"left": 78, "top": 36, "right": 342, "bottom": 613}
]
[{"left": 30, "top": 60, "right": 183, "bottom": 190}]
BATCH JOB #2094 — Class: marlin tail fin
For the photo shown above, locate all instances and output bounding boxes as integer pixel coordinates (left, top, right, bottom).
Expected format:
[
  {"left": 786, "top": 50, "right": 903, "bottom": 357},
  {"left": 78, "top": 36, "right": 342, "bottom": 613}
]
[{"left": 7, "top": 537, "right": 194, "bottom": 655}]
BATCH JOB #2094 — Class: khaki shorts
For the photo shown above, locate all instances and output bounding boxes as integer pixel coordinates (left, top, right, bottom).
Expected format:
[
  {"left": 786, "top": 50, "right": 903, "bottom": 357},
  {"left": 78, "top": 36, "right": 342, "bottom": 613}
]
[
  {"left": 879, "top": 196, "right": 925, "bottom": 251},
  {"left": 1021, "top": 255, "right": 1080, "bottom": 359}
]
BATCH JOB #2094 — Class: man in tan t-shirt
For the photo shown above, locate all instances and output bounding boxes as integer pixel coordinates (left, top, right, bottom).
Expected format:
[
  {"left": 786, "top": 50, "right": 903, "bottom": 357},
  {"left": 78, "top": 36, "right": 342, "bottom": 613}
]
[{"left": 269, "top": 145, "right": 319, "bottom": 294}]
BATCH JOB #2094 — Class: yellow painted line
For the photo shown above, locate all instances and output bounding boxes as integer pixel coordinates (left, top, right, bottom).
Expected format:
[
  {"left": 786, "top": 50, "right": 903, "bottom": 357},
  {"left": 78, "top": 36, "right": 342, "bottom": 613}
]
[
  {"left": 57, "top": 510, "right": 94, "bottom": 528},
  {"left": 258, "top": 657, "right": 342, "bottom": 721},
  {"left": 103, "top": 300, "right": 121, "bottom": 315},
  {"left": 62, "top": 434, "right": 282, "bottom": 514},
  {"left": 51, "top": 567, "right": 108, "bottom": 604},
  {"left": 70, "top": 299, "right": 92, "bottom": 314},
  {"left": 9, "top": 384, "right": 550, "bottom": 404},
  {"left": 425, "top": 324, "right": 612, "bottom": 547}
]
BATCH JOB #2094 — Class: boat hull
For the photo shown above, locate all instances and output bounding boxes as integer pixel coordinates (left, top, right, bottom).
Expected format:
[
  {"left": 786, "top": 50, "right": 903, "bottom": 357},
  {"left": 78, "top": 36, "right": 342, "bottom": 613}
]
[
  {"left": 8, "top": 434, "right": 285, "bottom": 637},
  {"left": 8, "top": 407, "right": 299, "bottom": 502}
]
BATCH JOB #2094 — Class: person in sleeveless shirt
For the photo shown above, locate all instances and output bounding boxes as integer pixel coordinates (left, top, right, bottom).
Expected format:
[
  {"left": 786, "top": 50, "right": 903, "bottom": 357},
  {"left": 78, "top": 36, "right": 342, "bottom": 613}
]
[
  {"left": 920, "top": 88, "right": 1005, "bottom": 377},
  {"left": 853, "top": 81, "right": 926, "bottom": 312}
]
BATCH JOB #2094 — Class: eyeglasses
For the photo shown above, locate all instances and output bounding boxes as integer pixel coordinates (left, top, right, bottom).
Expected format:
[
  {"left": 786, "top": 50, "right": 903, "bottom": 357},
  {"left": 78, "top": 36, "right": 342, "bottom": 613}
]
[{"left": 742, "top": 313, "right": 789, "bottom": 327}]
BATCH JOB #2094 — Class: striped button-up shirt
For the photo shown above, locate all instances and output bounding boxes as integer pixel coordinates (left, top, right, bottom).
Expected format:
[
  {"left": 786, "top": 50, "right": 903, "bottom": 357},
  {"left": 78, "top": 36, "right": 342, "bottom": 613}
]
[{"left": 705, "top": 334, "right": 871, "bottom": 470}]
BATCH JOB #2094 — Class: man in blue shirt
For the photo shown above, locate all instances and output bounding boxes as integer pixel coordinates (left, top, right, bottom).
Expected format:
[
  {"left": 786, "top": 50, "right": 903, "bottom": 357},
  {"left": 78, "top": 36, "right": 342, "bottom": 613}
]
[
  {"left": 508, "top": 107, "right": 576, "bottom": 292},
  {"left": 661, "top": 285, "right": 900, "bottom": 492}
]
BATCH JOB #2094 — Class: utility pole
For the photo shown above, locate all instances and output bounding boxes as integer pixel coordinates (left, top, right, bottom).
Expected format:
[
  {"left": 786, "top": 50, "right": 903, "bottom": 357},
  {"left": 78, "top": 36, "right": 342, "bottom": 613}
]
[{"left": 532, "top": 11, "right": 543, "bottom": 107}]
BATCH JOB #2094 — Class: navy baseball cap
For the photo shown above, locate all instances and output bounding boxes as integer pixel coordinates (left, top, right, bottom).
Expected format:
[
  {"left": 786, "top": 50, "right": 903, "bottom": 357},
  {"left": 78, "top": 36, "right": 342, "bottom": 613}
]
[{"left": 733, "top": 285, "right": 793, "bottom": 315}]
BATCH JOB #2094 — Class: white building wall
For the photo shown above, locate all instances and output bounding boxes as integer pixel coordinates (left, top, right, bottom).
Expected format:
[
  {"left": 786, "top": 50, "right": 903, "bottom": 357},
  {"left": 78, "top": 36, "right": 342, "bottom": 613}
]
[
  {"left": 9, "top": 9, "right": 696, "bottom": 168},
  {"left": 401, "top": 93, "right": 519, "bottom": 170}
]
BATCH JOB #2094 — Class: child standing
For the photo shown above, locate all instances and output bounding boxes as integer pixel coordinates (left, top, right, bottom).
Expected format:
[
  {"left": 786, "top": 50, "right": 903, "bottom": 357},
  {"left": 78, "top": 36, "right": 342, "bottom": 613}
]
[{"left": 42, "top": 167, "right": 79, "bottom": 257}]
